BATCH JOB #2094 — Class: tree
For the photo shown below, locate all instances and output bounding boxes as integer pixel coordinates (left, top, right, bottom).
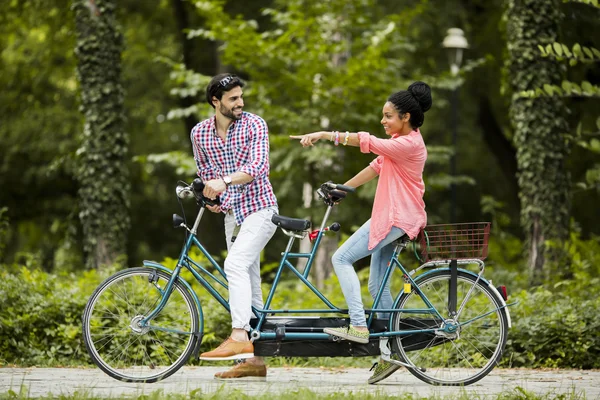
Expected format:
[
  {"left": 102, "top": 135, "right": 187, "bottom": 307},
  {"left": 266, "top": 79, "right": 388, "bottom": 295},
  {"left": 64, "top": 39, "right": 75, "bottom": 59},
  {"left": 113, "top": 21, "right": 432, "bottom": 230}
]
[
  {"left": 73, "top": 0, "right": 130, "bottom": 269},
  {"left": 168, "top": 0, "right": 444, "bottom": 279},
  {"left": 0, "top": 0, "right": 83, "bottom": 269},
  {"left": 505, "top": 0, "right": 571, "bottom": 283}
]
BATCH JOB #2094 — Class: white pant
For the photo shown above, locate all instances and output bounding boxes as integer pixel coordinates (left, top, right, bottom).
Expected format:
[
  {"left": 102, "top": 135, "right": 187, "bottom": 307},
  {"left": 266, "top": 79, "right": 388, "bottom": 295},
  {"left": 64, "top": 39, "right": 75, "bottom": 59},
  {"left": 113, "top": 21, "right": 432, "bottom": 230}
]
[{"left": 224, "top": 206, "right": 278, "bottom": 331}]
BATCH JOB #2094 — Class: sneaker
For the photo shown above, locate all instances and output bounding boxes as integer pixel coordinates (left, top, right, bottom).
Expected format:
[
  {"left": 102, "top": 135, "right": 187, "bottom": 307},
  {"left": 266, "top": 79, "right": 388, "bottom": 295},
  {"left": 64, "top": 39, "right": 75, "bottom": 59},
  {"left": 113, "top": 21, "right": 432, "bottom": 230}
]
[
  {"left": 214, "top": 361, "right": 267, "bottom": 381},
  {"left": 367, "top": 354, "right": 402, "bottom": 384},
  {"left": 323, "top": 325, "right": 370, "bottom": 344},
  {"left": 199, "top": 337, "right": 254, "bottom": 361}
]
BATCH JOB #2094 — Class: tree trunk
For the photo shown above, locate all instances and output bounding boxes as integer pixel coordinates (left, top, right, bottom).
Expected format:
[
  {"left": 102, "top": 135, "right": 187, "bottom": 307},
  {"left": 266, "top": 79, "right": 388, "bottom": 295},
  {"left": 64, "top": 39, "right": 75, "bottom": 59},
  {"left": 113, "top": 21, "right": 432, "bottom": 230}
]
[
  {"left": 73, "top": 0, "right": 130, "bottom": 269},
  {"left": 505, "top": 0, "right": 571, "bottom": 284},
  {"left": 297, "top": 182, "right": 313, "bottom": 273}
]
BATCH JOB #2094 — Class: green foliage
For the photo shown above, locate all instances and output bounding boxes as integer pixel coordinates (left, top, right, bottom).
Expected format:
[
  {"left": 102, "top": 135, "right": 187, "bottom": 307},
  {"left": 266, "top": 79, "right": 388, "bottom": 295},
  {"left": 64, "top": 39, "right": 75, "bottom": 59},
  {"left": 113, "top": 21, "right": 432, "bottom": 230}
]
[
  {"left": 568, "top": 118, "right": 600, "bottom": 193},
  {"left": 0, "top": 387, "right": 588, "bottom": 400},
  {"left": 0, "top": 0, "right": 83, "bottom": 269},
  {"left": 519, "top": 81, "right": 600, "bottom": 98},
  {"left": 73, "top": 0, "right": 130, "bottom": 269},
  {"left": 0, "top": 265, "right": 106, "bottom": 366},
  {"left": 503, "top": 232, "right": 600, "bottom": 368},
  {"left": 538, "top": 42, "right": 600, "bottom": 65},
  {"left": 171, "top": 0, "right": 441, "bottom": 228},
  {"left": 505, "top": 290, "right": 600, "bottom": 369},
  {"left": 133, "top": 151, "right": 197, "bottom": 177},
  {"left": 564, "top": 0, "right": 600, "bottom": 6},
  {"left": 0, "top": 207, "right": 9, "bottom": 262},
  {"left": 505, "top": 0, "right": 571, "bottom": 280}
]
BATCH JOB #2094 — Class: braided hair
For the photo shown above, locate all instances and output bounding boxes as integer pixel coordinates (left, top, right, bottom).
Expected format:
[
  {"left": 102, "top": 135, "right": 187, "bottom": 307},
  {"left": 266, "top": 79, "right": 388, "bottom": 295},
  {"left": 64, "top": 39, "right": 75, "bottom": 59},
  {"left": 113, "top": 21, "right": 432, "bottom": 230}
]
[
  {"left": 387, "top": 81, "right": 432, "bottom": 129},
  {"left": 205, "top": 74, "right": 245, "bottom": 108}
]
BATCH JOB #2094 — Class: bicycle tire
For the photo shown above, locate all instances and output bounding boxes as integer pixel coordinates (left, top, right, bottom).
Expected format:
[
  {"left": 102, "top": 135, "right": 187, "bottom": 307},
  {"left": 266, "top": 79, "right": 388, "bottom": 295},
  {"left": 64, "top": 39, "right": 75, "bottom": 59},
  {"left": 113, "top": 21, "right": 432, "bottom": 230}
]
[
  {"left": 391, "top": 269, "right": 508, "bottom": 386},
  {"left": 82, "top": 267, "right": 200, "bottom": 383}
]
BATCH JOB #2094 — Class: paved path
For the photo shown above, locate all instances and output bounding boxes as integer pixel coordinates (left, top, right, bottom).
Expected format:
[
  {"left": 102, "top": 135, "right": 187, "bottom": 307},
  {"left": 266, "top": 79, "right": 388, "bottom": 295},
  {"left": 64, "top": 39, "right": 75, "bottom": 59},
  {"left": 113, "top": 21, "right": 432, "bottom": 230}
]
[{"left": 1, "top": 367, "right": 599, "bottom": 398}]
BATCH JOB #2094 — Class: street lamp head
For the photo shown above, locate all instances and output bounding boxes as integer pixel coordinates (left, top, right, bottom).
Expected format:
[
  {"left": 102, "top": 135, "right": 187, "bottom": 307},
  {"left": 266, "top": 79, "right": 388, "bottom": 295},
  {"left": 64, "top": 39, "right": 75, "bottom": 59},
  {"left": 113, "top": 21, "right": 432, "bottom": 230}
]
[{"left": 442, "top": 28, "right": 469, "bottom": 76}]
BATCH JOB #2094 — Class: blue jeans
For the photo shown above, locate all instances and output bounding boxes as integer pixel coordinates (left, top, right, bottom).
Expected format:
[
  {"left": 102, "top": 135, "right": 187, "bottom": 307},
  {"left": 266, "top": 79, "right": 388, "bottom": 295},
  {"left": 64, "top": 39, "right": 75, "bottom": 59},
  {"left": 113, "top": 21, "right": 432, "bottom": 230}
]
[{"left": 331, "top": 219, "right": 405, "bottom": 327}]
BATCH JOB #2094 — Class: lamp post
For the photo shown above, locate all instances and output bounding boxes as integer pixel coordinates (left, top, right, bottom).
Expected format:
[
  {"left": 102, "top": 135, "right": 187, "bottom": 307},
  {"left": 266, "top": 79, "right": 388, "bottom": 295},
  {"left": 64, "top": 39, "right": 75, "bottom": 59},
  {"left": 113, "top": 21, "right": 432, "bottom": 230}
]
[{"left": 442, "top": 28, "right": 468, "bottom": 223}]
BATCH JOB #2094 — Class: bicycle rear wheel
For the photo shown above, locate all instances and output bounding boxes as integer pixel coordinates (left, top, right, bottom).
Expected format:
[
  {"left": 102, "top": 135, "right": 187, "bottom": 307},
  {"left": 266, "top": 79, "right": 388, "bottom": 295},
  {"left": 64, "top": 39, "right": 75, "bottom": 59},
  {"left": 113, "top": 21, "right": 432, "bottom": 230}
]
[
  {"left": 82, "top": 267, "right": 200, "bottom": 383},
  {"left": 391, "top": 269, "right": 508, "bottom": 386}
]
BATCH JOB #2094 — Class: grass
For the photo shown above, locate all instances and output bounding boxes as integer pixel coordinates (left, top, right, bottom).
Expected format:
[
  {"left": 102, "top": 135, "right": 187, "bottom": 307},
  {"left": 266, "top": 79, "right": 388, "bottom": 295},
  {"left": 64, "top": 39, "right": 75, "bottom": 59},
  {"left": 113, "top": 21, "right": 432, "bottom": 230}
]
[{"left": 0, "top": 386, "right": 588, "bottom": 400}]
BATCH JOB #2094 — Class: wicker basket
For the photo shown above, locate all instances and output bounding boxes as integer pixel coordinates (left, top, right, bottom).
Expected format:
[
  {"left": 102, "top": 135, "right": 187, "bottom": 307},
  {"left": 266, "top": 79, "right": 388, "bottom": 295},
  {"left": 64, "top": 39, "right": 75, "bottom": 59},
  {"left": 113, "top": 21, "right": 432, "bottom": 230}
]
[{"left": 417, "top": 222, "right": 491, "bottom": 262}]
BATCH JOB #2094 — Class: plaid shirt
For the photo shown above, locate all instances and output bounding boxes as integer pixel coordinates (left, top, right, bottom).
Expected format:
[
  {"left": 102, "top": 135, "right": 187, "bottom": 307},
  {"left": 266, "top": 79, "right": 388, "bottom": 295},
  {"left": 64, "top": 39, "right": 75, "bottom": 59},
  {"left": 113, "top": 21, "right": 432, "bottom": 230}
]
[{"left": 190, "top": 112, "right": 278, "bottom": 225}]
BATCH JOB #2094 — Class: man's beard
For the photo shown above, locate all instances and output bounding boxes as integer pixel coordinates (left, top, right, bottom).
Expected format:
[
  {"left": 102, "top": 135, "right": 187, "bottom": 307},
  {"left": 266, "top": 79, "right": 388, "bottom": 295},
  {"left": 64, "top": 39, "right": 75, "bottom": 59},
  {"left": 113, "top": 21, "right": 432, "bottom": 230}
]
[{"left": 220, "top": 104, "right": 242, "bottom": 121}]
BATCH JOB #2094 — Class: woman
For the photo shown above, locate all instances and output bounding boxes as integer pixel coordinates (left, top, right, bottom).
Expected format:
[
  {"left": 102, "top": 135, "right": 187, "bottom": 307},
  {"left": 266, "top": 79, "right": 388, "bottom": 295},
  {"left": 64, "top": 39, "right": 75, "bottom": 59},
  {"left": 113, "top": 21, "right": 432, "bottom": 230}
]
[{"left": 290, "top": 81, "right": 431, "bottom": 384}]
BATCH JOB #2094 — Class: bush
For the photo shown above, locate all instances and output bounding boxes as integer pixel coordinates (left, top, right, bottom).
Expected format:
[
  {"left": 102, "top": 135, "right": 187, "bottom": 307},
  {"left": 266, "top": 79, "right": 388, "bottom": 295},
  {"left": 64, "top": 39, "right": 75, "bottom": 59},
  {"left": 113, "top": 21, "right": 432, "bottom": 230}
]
[
  {"left": 0, "top": 265, "right": 104, "bottom": 366},
  {"left": 502, "top": 231, "right": 600, "bottom": 368},
  {"left": 503, "top": 289, "right": 600, "bottom": 368}
]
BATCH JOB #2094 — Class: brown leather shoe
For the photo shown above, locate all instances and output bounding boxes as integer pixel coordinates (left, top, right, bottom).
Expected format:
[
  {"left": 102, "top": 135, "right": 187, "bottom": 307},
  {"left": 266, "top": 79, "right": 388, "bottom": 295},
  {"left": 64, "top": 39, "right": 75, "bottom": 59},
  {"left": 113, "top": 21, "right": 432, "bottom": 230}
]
[
  {"left": 199, "top": 337, "right": 254, "bottom": 361},
  {"left": 214, "top": 362, "right": 267, "bottom": 381}
]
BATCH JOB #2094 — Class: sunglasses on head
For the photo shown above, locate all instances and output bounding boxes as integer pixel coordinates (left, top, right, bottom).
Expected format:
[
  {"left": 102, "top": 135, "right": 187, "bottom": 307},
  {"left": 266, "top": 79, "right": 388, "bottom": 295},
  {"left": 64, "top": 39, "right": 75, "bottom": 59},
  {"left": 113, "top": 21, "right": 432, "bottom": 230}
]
[{"left": 219, "top": 76, "right": 234, "bottom": 87}]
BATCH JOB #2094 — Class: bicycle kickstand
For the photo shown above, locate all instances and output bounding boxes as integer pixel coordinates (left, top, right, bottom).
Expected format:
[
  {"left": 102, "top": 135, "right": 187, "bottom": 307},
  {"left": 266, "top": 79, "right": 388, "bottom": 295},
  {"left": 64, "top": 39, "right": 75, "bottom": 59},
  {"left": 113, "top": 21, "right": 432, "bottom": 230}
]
[{"left": 379, "top": 338, "right": 427, "bottom": 373}]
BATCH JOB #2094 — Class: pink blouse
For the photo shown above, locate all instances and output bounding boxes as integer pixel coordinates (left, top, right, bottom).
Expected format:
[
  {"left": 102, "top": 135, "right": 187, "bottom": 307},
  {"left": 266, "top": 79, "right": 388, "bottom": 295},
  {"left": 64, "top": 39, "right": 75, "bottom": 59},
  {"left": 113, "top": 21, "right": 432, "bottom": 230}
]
[{"left": 357, "top": 129, "right": 427, "bottom": 250}]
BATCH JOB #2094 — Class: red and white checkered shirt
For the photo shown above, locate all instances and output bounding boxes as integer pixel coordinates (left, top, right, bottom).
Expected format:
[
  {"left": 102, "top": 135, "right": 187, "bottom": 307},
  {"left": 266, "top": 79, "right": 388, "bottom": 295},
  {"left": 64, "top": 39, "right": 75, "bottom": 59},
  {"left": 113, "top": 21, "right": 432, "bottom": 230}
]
[{"left": 190, "top": 112, "right": 278, "bottom": 225}]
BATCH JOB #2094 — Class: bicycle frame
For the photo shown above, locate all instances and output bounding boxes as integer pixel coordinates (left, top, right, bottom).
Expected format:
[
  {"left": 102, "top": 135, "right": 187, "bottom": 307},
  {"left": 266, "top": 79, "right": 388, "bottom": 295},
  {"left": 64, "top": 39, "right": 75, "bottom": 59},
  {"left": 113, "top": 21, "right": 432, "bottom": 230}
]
[{"left": 139, "top": 198, "right": 511, "bottom": 343}]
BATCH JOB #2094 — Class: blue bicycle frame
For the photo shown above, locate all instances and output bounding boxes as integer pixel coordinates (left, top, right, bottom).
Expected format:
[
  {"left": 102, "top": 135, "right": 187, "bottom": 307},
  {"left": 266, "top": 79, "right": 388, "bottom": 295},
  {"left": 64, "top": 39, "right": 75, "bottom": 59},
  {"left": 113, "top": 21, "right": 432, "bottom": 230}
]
[{"left": 140, "top": 201, "right": 453, "bottom": 342}]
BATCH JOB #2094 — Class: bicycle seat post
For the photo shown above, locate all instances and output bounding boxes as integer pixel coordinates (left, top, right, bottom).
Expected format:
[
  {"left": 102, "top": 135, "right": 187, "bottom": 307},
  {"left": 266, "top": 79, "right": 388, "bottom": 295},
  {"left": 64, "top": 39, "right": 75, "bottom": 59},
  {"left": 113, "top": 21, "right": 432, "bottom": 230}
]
[{"left": 393, "top": 236, "right": 410, "bottom": 254}]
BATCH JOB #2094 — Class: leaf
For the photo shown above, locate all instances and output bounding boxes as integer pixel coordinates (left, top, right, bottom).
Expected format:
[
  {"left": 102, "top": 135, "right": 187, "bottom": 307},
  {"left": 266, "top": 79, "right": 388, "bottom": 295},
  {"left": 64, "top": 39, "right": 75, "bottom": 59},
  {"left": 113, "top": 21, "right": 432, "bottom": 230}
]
[
  {"left": 581, "top": 81, "right": 594, "bottom": 94},
  {"left": 543, "top": 84, "right": 556, "bottom": 96},
  {"left": 589, "top": 139, "right": 600, "bottom": 153},
  {"left": 570, "top": 82, "right": 582, "bottom": 95},
  {"left": 553, "top": 42, "right": 563, "bottom": 56}
]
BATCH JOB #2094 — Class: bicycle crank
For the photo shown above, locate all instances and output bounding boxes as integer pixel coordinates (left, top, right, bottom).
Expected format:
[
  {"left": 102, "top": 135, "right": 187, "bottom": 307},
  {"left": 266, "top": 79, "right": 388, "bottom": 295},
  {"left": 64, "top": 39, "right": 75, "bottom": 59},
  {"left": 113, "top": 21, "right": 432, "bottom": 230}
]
[{"left": 379, "top": 338, "right": 426, "bottom": 373}]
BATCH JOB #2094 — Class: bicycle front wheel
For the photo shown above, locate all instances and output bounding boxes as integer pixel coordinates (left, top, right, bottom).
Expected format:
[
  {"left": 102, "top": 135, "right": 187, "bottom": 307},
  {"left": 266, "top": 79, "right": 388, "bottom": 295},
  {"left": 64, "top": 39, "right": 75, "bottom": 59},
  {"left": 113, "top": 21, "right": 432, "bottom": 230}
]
[
  {"left": 82, "top": 267, "right": 200, "bottom": 383},
  {"left": 391, "top": 269, "right": 508, "bottom": 386}
]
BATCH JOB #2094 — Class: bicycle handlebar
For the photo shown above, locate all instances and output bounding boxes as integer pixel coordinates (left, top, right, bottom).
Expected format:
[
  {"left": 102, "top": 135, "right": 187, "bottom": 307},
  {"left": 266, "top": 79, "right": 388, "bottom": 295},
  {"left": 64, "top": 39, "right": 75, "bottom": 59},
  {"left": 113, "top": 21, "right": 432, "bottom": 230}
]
[
  {"left": 323, "top": 182, "right": 356, "bottom": 193},
  {"left": 176, "top": 179, "right": 220, "bottom": 207}
]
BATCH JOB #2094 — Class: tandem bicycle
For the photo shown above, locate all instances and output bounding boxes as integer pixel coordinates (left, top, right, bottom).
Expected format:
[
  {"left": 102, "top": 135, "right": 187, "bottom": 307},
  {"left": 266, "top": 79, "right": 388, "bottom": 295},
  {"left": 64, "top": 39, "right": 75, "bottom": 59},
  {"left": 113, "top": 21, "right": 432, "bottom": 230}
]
[{"left": 82, "top": 180, "right": 513, "bottom": 386}]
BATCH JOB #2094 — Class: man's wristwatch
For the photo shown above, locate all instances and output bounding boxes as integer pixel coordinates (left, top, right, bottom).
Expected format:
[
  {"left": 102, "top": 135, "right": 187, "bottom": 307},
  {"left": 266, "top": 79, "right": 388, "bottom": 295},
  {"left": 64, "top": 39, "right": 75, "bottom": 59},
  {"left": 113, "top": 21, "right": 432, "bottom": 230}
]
[{"left": 222, "top": 175, "right": 232, "bottom": 187}]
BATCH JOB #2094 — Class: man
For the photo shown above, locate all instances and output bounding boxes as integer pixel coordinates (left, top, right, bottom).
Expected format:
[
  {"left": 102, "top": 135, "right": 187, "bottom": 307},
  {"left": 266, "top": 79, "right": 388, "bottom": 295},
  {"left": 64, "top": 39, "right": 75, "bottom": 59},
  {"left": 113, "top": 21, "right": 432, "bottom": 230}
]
[{"left": 190, "top": 74, "right": 278, "bottom": 380}]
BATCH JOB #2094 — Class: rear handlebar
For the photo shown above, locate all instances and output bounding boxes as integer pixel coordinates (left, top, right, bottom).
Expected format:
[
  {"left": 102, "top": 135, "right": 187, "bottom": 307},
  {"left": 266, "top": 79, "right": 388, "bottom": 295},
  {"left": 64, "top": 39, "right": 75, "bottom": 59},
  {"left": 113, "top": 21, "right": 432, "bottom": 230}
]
[{"left": 323, "top": 182, "right": 356, "bottom": 193}]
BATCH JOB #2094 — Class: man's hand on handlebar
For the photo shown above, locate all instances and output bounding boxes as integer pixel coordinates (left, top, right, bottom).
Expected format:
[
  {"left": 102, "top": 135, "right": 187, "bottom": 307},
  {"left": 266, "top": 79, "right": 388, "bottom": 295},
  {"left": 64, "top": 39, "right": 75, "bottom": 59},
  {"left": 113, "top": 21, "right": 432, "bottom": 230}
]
[
  {"left": 206, "top": 204, "right": 221, "bottom": 213},
  {"left": 203, "top": 178, "right": 226, "bottom": 200}
]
